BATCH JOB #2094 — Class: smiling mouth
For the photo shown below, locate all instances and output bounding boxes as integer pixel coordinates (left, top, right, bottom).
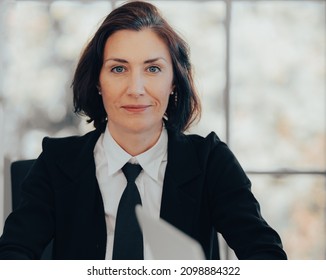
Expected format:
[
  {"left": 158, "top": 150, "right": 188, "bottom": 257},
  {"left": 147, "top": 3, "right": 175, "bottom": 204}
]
[{"left": 121, "top": 105, "right": 151, "bottom": 112}]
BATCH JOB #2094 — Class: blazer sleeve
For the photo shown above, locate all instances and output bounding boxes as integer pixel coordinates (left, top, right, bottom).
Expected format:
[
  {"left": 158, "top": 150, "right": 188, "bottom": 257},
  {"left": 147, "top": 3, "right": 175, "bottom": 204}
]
[
  {"left": 205, "top": 134, "right": 287, "bottom": 260},
  {"left": 0, "top": 140, "right": 55, "bottom": 259}
]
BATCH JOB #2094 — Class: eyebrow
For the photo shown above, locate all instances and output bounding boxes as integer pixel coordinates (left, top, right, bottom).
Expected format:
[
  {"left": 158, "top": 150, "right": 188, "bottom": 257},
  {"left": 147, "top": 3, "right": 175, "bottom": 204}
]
[{"left": 104, "top": 57, "right": 167, "bottom": 64}]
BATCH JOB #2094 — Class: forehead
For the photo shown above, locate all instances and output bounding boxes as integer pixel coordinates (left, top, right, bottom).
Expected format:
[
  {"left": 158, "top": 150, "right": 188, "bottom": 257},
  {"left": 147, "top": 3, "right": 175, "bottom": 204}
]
[{"left": 103, "top": 29, "right": 171, "bottom": 62}]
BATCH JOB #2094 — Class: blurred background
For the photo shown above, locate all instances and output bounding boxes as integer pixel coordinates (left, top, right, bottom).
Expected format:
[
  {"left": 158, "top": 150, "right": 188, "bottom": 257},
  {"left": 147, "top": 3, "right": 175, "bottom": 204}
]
[{"left": 0, "top": 0, "right": 325, "bottom": 259}]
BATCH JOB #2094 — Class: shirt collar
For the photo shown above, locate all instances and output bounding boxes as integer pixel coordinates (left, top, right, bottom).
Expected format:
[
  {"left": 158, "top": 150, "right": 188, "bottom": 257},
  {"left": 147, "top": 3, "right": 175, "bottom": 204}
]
[{"left": 103, "top": 126, "right": 168, "bottom": 181}]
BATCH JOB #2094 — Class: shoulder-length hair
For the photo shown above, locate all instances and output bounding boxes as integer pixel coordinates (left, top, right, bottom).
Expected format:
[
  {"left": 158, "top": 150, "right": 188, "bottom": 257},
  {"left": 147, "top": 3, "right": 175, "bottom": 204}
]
[{"left": 72, "top": 0, "right": 201, "bottom": 134}]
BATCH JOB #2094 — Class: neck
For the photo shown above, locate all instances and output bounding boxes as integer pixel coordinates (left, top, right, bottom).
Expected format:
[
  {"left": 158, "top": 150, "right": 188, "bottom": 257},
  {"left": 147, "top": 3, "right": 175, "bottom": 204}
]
[{"left": 108, "top": 123, "right": 163, "bottom": 156}]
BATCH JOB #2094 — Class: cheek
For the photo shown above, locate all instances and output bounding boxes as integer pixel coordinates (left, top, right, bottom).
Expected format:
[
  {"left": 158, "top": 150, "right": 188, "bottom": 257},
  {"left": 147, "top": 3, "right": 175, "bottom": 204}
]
[
  {"left": 101, "top": 91, "right": 117, "bottom": 115},
  {"left": 151, "top": 81, "right": 173, "bottom": 107},
  {"left": 101, "top": 81, "right": 121, "bottom": 104},
  {"left": 157, "top": 91, "right": 171, "bottom": 112}
]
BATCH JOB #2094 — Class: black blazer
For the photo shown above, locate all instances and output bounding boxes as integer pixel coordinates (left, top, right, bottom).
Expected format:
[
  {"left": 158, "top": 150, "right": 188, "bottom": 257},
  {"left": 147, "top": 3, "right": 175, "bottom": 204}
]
[{"left": 0, "top": 128, "right": 287, "bottom": 260}]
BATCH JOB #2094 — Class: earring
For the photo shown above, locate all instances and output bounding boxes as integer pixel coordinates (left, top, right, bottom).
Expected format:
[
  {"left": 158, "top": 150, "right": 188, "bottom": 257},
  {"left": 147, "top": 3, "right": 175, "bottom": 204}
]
[
  {"left": 170, "top": 91, "right": 177, "bottom": 104},
  {"left": 98, "top": 91, "right": 102, "bottom": 95},
  {"left": 172, "top": 91, "right": 177, "bottom": 104}
]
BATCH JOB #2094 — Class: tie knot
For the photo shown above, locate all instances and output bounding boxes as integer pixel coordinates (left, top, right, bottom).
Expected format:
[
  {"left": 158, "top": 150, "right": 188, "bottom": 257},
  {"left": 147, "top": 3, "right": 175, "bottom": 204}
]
[{"left": 122, "top": 163, "right": 142, "bottom": 183}]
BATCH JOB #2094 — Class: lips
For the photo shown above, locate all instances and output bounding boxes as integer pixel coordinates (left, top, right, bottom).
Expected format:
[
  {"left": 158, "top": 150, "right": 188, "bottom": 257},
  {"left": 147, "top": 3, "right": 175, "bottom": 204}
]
[{"left": 121, "top": 104, "right": 151, "bottom": 112}]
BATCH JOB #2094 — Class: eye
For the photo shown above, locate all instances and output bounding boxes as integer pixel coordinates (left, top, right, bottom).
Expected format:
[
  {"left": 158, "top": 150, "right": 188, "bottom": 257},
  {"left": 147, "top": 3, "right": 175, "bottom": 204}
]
[
  {"left": 111, "top": 66, "right": 126, "bottom": 73},
  {"left": 147, "top": 66, "right": 161, "bottom": 73}
]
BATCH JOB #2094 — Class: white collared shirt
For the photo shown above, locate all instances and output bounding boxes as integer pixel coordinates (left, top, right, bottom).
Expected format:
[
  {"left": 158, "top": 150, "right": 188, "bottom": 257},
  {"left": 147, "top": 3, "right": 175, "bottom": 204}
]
[{"left": 94, "top": 126, "right": 168, "bottom": 259}]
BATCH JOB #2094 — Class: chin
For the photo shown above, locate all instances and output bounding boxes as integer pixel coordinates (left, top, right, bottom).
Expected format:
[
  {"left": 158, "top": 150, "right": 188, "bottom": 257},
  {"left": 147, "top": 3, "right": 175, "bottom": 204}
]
[{"left": 125, "top": 121, "right": 160, "bottom": 134}]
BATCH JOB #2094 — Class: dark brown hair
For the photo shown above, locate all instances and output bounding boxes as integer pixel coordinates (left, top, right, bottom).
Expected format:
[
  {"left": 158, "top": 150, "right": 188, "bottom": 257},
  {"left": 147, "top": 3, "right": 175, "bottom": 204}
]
[{"left": 72, "top": 0, "right": 201, "bottom": 133}]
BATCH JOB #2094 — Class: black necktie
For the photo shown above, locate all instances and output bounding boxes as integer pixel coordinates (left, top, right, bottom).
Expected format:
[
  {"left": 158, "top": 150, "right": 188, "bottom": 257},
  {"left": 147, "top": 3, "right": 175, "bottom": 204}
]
[{"left": 112, "top": 163, "right": 143, "bottom": 260}]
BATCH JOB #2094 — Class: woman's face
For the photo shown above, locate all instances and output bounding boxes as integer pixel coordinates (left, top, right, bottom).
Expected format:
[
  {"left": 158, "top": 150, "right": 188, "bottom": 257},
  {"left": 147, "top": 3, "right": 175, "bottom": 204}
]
[{"left": 99, "top": 29, "right": 174, "bottom": 136}]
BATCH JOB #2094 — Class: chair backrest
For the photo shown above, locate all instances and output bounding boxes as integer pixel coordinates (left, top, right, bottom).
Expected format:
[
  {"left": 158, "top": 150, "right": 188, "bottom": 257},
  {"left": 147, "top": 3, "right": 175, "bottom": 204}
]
[{"left": 10, "top": 159, "right": 53, "bottom": 259}]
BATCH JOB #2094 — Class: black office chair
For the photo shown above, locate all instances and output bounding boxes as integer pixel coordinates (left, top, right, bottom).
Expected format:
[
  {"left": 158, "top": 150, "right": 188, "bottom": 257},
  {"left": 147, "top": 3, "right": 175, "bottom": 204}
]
[{"left": 10, "top": 159, "right": 53, "bottom": 259}]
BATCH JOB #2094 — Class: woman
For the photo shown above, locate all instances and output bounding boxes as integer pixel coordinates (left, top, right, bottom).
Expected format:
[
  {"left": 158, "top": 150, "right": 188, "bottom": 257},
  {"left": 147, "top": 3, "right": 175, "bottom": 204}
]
[{"left": 0, "top": 1, "right": 287, "bottom": 260}]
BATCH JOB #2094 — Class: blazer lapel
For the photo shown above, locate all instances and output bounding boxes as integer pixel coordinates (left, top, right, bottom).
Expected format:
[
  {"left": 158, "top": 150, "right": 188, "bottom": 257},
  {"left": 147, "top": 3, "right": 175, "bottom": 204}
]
[
  {"left": 54, "top": 129, "right": 102, "bottom": 181},
  {"left": 160, "top": 130, "right": 202, "bottom": 237},
  {"left": 53, "top": 128, "right": 107, "bottom": 259}
]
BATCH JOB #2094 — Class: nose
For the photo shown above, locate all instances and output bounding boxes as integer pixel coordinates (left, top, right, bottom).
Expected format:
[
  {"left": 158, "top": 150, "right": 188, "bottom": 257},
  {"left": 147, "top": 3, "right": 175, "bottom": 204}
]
[{"left": 127, "top": 70, "right": 145, "bottom": 96}]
